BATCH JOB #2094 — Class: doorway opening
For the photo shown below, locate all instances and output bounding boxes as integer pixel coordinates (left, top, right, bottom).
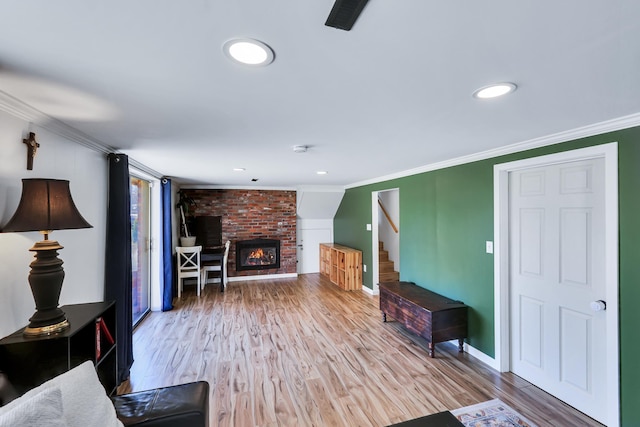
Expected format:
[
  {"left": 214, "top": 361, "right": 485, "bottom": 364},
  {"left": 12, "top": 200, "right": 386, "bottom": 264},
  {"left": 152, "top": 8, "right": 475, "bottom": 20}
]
[{"left": 371, "top": 188, "right": 400, "bottom": 293}]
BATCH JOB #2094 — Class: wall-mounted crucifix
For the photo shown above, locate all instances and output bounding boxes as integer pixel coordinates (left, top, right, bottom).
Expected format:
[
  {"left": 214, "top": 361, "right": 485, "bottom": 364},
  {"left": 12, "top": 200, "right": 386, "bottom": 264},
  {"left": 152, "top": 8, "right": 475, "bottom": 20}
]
[{"left": 22, "top": 132, "right": 40, "bottom": 170}]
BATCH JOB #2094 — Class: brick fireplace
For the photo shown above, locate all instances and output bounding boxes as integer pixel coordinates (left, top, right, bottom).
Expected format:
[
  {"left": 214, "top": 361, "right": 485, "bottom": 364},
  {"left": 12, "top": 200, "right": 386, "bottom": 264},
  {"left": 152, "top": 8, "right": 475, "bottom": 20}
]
[{"left": 181, "top": 189, "right": 296, "bottom": 277}]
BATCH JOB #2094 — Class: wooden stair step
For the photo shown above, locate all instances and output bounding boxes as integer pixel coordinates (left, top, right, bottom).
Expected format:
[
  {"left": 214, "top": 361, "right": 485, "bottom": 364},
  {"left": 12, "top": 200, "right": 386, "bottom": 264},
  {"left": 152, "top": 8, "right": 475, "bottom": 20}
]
[
  {"left": 378, "top": 241, "right": 399, "bottom": 282},
  {"left": 379, "top": 260, "right": 396, "bottom": 272},
  {"left": 379, "top": 271, "right": 400, "bottom": 282}
]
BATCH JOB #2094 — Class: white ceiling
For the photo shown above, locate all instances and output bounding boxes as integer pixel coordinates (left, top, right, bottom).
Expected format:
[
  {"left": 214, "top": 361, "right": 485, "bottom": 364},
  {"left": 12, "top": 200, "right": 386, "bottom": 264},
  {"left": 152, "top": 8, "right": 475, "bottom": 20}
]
[{"left": 1, "top": 1, "right": 639, "bottom": 187}]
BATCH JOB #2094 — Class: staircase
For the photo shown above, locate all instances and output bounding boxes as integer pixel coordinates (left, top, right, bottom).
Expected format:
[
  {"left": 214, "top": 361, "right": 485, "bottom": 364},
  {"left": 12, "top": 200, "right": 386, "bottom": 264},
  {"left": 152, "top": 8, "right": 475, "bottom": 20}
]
[{"left": 378, "top": 241, "right": 399, "bottom": 282}]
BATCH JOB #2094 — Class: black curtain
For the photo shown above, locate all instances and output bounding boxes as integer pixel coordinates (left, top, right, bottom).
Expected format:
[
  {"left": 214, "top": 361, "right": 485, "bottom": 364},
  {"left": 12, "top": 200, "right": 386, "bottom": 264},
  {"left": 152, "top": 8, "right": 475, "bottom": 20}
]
[
  {"left": 161, "top": 178, "right": 174, "bottom": 311},
  {"left": 105, "top": 153, "right": 134, "bottom": 384}
]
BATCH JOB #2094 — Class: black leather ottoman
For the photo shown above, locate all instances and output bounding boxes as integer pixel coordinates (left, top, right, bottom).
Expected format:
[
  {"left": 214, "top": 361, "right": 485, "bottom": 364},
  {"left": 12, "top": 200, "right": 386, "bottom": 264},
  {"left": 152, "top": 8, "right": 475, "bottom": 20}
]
[
  {"left": 386, "top": 411, "right": 464, "bottom": 427},
  {"left": 111, "top": 381, "right": 209, "bottom": 427}
]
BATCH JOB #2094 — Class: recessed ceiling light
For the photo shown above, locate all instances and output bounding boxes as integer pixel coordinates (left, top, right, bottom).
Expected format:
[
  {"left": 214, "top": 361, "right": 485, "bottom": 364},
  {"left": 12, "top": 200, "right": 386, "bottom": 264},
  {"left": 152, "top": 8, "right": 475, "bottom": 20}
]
[
  {"left": 233, "top": 168, "right": 245, "bottom": 172},
  {"left": 473, "top": 82, "right": 517, "bottom": 99},
  {"left": 316, "top": 171, "right": 328, "bottom": 175},
  {"left": 223, "top": 39, "right": 274, "bottom": 66}
]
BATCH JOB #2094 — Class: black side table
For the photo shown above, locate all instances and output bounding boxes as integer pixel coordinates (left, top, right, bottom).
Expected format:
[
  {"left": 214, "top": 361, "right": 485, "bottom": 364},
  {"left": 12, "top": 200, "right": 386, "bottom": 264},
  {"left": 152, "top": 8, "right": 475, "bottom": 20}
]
[{"left": 0, "top": 301, "right": 117, "bottom": 395}]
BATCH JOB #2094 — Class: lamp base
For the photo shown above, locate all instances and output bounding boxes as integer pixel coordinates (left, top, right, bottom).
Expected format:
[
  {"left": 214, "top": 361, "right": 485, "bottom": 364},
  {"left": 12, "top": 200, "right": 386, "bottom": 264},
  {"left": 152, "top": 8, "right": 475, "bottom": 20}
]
[
  {"left": 23, "top": 239, "right": 69, "bottom": 337},
  {"left": 24, "top": 319, "right": 70, "bottom": 337}
]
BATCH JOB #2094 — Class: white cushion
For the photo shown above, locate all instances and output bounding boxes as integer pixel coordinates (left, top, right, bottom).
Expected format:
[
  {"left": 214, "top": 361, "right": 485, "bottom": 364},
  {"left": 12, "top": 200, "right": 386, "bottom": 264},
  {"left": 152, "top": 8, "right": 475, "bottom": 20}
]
[
  {"left": 0, "top": 386, "right": 66, "bottom": 427},
  {"left": 0, "top": 361, "right": 123, "bottom": 427}
]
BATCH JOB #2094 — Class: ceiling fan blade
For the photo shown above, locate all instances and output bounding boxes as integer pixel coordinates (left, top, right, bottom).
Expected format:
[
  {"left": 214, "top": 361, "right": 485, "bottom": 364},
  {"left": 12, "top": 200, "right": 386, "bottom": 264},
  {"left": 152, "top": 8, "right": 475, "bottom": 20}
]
[{"left": 325, "top": 0, "right": 370, "bottom": 31}]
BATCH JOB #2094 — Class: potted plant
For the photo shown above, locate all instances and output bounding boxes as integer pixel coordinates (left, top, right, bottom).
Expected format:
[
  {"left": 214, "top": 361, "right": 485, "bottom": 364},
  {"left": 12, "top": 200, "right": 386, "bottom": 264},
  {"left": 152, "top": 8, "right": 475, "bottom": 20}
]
[{"left": 176, "top": 190, "right": 197, "bottom": 246}]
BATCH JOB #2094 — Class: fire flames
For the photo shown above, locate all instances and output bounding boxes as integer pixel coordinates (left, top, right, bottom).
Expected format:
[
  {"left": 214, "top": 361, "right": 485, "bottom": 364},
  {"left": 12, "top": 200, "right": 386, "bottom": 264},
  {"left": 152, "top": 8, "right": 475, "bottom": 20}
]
[{"left": 245, "top": 248, "right": 274, "bottom": 265}]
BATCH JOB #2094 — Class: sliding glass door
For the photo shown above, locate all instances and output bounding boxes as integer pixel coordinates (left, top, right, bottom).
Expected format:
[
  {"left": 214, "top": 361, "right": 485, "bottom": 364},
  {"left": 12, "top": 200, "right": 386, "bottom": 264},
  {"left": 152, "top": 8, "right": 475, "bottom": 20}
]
[{"left": 130, "top": 176, "right": 151, "bottom": 326}]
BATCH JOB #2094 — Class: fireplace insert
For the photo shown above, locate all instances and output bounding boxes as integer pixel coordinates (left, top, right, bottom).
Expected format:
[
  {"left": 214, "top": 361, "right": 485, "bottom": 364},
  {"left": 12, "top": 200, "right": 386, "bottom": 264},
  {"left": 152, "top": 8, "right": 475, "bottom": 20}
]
[{"left": 236, "top": 239, "right": 280, "bottom": 271}]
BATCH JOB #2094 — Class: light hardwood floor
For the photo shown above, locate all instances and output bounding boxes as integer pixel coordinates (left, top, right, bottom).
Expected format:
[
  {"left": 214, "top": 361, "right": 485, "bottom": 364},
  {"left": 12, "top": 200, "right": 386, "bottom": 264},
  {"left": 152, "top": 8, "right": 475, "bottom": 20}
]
[{"left": 119, "top": 274, "right": 603, "bottom": 427}]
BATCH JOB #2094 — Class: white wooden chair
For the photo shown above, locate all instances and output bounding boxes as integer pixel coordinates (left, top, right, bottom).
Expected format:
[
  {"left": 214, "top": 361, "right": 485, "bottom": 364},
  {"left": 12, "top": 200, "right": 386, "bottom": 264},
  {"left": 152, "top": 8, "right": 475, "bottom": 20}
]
[
  {"left": 201, "top": 240, "right": 230, "bottom": 292},
  {"left": 176, "top": 245, "right": 202, "bottom": 298}
]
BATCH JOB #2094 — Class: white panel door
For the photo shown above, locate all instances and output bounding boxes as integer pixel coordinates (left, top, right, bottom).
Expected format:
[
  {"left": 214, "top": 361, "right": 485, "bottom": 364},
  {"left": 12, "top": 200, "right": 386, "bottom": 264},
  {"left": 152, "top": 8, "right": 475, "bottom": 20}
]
[
  {"left": 509, "top": 158, "right": 607, "bottom": 423},
  {"left": 297, "top": 228, "right": 332, "bottom": 274}
]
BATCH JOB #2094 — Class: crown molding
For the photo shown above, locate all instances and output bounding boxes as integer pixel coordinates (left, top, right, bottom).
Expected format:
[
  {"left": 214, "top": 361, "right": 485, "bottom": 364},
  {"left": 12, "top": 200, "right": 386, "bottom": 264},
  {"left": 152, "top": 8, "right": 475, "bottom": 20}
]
[
  {"left": 296, "top": 185, "right": 345, "bottom": 193},
  {"left": 0, "top": 90, "right": 163, "bottom": 179},
  {"left": 3, "top": 88, "right": 638, "bottom": 188},
  {"left": 346, "top": 112, "right": 640, "bottom": 189},
  {"left": 180, "top": 184, "right": 298, "bottom": 191}
]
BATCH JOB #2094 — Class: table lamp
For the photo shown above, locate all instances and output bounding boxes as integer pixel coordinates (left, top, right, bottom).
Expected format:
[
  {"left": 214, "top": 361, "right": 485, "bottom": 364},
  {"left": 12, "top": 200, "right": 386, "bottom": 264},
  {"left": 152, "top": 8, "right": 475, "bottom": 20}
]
[{"left": 1, "top": 179, "right": 92, "bottom": 336}]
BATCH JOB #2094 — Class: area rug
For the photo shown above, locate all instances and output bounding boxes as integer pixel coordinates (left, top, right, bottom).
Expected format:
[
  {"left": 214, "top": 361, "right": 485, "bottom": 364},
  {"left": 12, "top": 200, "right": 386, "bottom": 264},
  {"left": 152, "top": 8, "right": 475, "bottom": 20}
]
[{"left": 451, "top": 399, "right": 538, "bottom": 427}]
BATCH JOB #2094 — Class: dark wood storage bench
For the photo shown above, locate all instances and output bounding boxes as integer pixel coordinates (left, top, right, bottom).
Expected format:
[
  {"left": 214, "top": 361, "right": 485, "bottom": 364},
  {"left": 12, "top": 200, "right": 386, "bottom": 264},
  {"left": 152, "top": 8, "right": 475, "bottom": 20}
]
[{"left": 379, "top": 281, "right": 468, "bottom": 358}]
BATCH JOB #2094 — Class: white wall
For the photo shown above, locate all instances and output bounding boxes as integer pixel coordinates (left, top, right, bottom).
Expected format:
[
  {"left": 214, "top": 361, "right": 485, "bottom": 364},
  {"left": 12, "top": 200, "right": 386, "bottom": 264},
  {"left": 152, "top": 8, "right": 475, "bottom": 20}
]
[
  {"left": 296, "top": 186, "right": 344, "bottom": 219},
  {"left": 296, "top": 218, "right": 333, "bottom": 273},
  {"left": 0, "top": 111, "right": 107, "bottom": 337},
  {"left": 296, "top": 187, "right": 339, "bottom": 273}
]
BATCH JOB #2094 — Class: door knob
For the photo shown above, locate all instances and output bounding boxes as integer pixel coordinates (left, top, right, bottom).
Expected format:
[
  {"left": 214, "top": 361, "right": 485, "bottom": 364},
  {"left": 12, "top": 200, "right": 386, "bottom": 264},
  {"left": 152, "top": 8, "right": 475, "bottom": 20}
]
[{"left": 590, "top": 300, "right": 606, "bottom": 312}]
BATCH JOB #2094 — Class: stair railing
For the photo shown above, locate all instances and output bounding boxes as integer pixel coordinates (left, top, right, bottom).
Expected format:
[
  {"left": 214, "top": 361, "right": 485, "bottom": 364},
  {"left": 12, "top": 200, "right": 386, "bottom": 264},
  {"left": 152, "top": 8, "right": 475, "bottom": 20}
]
[{"left": 378, "top": 198, "right": 398, "bottom": 234}]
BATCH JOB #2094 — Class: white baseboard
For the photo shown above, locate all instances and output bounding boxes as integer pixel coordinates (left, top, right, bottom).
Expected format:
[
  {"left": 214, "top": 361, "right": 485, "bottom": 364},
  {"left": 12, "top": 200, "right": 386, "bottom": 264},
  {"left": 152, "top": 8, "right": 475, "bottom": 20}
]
[
  {"left": 445, "top": 340, "right": 500, "bottom": 371},
  {"left": 362, "top": 285, "right": 379, "bottom": 295},
  {"left": 228, "top": 273, "right": 298, "bottom": 282}
]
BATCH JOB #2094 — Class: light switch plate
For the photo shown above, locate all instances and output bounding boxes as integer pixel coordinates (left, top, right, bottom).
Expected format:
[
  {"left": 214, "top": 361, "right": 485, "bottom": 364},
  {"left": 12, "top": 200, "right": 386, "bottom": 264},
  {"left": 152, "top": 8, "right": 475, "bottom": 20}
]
[
  {"left": 486, "top": 241, "right": 494, "bottom": 254},
  {"left": 366, "top": 224, "right": 372, "bottom": 231}
]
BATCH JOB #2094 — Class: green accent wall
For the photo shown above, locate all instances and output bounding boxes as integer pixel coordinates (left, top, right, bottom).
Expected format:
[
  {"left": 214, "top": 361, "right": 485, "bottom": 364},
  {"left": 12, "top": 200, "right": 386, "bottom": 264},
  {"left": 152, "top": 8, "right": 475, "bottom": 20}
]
[{"left": 334, "top": 127, "right": 640, "bottom": 426}]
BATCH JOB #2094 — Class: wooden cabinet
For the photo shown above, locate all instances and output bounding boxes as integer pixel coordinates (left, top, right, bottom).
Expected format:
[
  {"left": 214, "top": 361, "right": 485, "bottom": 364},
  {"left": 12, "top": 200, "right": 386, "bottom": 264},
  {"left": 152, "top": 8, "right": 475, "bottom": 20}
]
[
  {"left": 319, "top": 243, "right": 362, "bottom": 290},
  {"left": 0, "top": 302, "right": 118, "bottom": 395},
  {"left": 320, "top": 243, "right": 332, "bottom": 277}
]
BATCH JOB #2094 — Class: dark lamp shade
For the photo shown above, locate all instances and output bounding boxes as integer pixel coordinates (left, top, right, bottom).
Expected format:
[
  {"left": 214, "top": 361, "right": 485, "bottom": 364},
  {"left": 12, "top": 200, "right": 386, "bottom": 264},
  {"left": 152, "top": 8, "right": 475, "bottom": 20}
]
[{"left": 2, "top": 179, "right": 92, "bottom": 233}]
